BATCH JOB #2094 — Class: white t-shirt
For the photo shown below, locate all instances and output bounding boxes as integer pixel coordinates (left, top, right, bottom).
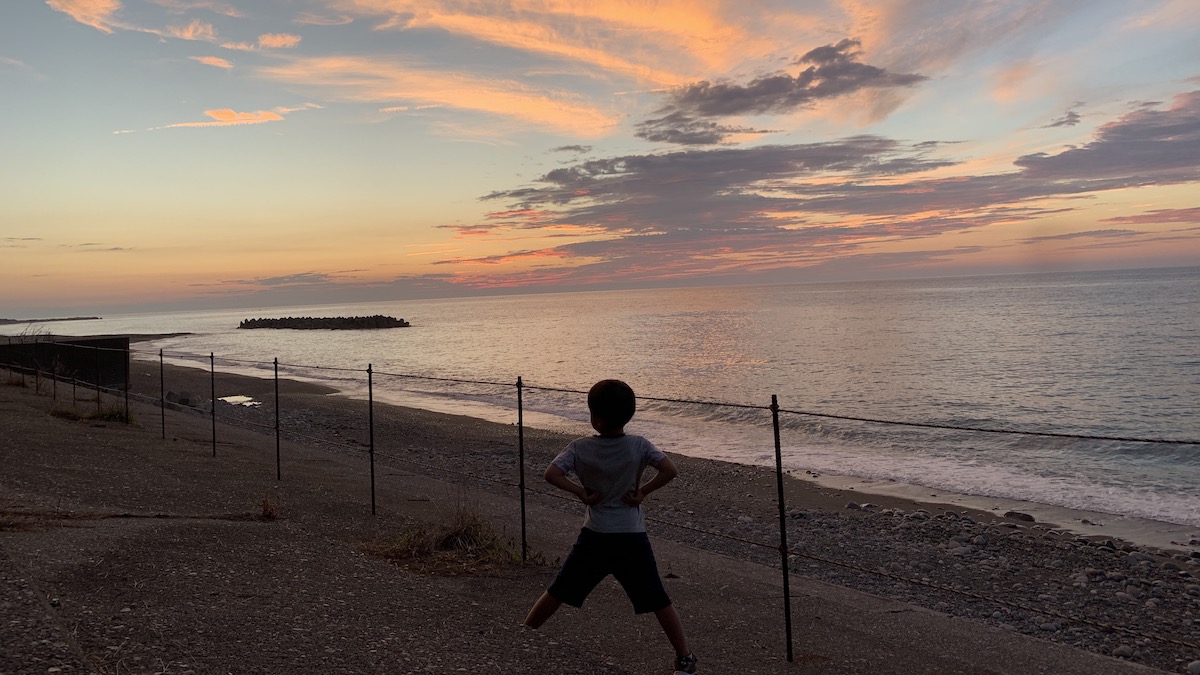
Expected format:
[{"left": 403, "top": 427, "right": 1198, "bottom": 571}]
[{"left": 551, "top": 434, "right": 667, "bottom": 533}]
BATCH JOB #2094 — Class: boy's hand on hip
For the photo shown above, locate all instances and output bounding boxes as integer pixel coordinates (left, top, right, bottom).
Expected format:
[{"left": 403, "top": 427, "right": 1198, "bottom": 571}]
[
  {"left": 580, "top": 489, "right": 603, "bottom": 505},
  {"left": 621, "top": 489, "right": 645, "bottom": 507}
]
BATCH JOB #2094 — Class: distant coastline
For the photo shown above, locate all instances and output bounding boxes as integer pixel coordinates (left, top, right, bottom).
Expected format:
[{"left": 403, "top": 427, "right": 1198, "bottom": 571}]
[{"left": 0, "top": 316, "right": 99, "bottom": 326}]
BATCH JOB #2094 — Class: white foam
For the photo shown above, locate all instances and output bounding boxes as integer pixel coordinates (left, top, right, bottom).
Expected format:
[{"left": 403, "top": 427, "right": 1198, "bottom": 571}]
[{"left": 811, "top": 474, "right": 1199, "bottom": 553}]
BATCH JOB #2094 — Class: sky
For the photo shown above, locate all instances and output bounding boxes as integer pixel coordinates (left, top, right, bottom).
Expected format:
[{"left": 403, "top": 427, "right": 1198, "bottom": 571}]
[{"left": 2, "top": 0, "right": 1199, "bottom": 317}]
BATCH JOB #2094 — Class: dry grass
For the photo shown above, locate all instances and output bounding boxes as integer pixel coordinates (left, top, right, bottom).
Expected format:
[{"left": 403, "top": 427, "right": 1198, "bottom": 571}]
[
  {"left": 0, "top": 512, "right": 41, "bottom": 532},
  {"left": 359, "top": 504, "right": 524, "bottom": 576},
  {"left": 0, "top": 510, "right": 94, "bottom": 531},
  {"left": 49, "top": 403, "right": 134, "bottom": 424},
  {"left": 260, "top": 494, "right": 283, "bottom": 520}
]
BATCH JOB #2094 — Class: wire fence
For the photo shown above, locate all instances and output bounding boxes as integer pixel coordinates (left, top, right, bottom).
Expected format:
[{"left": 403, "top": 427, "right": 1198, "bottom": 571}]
[{"left": 2, "top": 339, "right": 1198, "bottom": 663}]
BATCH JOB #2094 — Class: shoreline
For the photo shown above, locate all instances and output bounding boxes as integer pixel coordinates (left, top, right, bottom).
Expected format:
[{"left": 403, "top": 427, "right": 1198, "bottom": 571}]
[
  {"left": 3, "top": 354, "right": 1199, "bottom": 672},
  {"left": 812, "top": 474, "right": 1199, "bottom": 554},
  {"left": 122, "top": 339, "right": 1198, "bottom": 556},
  {"left": 10, "top": 328, "right": 1181, "bottom": 553}
]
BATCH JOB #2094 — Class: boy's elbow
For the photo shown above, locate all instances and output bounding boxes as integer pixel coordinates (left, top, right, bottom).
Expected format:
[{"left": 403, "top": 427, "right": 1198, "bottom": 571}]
[{"left": 657, "top": 458, "right": 679, "bottom": 481}]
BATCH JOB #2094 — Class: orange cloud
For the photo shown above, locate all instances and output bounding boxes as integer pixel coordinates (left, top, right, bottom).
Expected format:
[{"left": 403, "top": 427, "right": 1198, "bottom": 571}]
[
  {"left": 260, "top": 56, "right": 617, "bottom": 136},
  {"left": 147, "top": 0, "right": 243, "bottom": 18},
  {"left": 295, "top": 11, "right": 354, "bottom": 26},
  {"left": 257, "top": 33, "right": 302, "bottom": 48},
  {"left": 159, "top": 108, "right": 285, "bottom": 128},
  {"left": 46, "top": 0, "right": 123, "bottom": 33},
  {"left": 147, "top": 103, "right": 319, "bottom": 131},
  {"left": 168, "top": 19, "right": 216, "bottom": 41},
  {"left": 221, "top": 33, "right": 302, "bottom": 51},
  {"left": 392, "top": 11, "right": 685, "bottom": 86},
  {"left": 991, "top": 59, "right": 1037, "bottom": 104},
  {"left": 273, "top": 103, "right": 322, "bottom": 114},
  {"left": 341, "top": 0, "right": 811, "bottom": 82},
  {"left": 190, "top": 55, "right": 232, "bottom": 69}
]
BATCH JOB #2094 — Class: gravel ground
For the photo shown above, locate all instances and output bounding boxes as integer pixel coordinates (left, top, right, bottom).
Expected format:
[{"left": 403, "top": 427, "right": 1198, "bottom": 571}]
[
  {"left": 132, "top": 360, "right": 1200, "bottom": 673},
  {"left": 1, "top": 359, "right": 1196, "bottom": 674}
]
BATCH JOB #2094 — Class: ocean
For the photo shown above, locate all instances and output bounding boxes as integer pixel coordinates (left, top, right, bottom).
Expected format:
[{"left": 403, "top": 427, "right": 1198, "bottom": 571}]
[{"left": 6, "top": 266, "right": 1199, "bottom": 532}]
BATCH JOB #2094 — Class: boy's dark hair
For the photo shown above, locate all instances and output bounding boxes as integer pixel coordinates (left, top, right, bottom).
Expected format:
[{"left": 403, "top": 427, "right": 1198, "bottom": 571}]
[{"left": 587, "top": 379, "right": 636, "bottom": 427}]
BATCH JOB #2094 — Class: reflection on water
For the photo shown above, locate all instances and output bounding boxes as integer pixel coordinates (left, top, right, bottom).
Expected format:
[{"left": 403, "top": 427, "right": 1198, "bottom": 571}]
[{"left": 218, "top": 395, "right": 261, "bottom": 407}]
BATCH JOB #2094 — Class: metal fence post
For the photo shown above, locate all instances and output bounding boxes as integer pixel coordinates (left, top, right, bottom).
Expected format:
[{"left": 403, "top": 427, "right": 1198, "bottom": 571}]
[
  {"left": 517, "top": 376, "right": 527, "bottom": 562},
  {"left": 274, "top": 358, "right": 281, "bottom": 481},
  {"left": 210, "top": 353, "right": 216, "bottom": 457},
  {"left": 94, "top": 345, "right": 101, "bottom": 414},
  {"left": 772, "top": 394, "right": 795, "bottom": 662},
  {"left": 159, "top": 349, "right": 165, "bottom": 439},
  {"left": 123, "top": 345, "right": 130, "bottom": 423},
  {"left": 368, "top": 364, "right": 376, "bottom": 516}
]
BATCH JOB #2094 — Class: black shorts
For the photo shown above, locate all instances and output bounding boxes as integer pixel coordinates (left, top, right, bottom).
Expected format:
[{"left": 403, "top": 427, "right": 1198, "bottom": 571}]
[{"left": 548, "top": 528, "right": 672, "bottom": 614}]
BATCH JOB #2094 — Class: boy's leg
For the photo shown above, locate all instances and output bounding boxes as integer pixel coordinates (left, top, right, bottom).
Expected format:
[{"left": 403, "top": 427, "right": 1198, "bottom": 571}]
[
  {"left": 611, "top": 533, "right": 689, "bottom": 657},
  {"left": 653, "top": 603, "right": 690, "bottom": 659},
  {"left": 523, "top": 591, "right": 562, "bottom": 628}
]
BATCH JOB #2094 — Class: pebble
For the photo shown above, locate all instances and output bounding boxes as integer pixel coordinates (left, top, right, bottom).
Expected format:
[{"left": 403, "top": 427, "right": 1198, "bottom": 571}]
[
  {"left": 1188, "top": 660, "right": 1200, "bottom": 675},
  {"left": 1111, "top": 645, "right": 1134, "bottom": 658}
]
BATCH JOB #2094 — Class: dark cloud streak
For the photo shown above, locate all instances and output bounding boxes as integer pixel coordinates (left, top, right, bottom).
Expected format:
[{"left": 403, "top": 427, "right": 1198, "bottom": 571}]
[
  {"left": 668, "top": 39, "right": 927, "bottom": 118},
  {"left": 636, "top": 39, "right": 926, "bottom": 145}
]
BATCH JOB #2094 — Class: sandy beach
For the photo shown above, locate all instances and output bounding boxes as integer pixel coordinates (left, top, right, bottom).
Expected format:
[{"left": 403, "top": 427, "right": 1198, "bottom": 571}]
[{"left": 2, "top": 352, "right": 1198, "bottom": 673}]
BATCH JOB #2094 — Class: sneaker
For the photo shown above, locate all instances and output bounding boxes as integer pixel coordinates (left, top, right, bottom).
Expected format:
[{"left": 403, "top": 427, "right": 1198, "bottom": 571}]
[{"left": 673, "top": 653, "right": 698, "bottom": 674}]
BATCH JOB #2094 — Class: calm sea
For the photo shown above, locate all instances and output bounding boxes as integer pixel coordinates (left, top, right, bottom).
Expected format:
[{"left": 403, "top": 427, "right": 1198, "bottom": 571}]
[{"left": 7, "top": 267, "right": 1199, "bottom": 528}]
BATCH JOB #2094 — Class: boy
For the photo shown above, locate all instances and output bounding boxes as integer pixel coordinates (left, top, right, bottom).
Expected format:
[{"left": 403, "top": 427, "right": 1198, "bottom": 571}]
[{"left": 523, "top": 379, "right": 698, "bottom": 674}]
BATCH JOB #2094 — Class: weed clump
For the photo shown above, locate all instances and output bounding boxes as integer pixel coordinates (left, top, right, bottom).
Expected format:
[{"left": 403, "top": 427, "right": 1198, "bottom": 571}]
[
  {"left": 359, "top": 506, "right": 522, "bottom": 576},
  {"left": 260, "top": 494, "right": 282, "bottom": 520},
  {"left": 49, "top": 404, "right": 134, "bottom": 424}
]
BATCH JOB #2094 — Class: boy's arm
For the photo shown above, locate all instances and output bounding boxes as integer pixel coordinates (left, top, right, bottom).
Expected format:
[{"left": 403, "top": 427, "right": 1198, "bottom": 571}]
[
  {"left": 622, "top": 456, "right": 678, "bottom": 507},
  {"left": 545, "top": 464, "right": 602, "bottom": 505}
]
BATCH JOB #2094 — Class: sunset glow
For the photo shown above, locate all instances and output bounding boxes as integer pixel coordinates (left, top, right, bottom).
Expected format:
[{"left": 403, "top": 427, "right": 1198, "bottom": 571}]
[{"left": 2, "top": 1, "right": 1199, "bottom": 315}]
